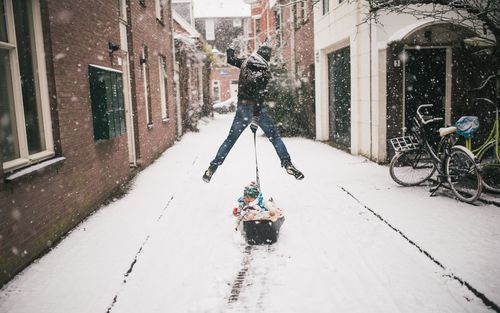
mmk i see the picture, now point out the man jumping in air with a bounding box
[202,41,304,183]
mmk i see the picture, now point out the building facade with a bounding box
[314,0,496,161]
[173,11,211,132]
[193,0,252,105]
[193,1,251,54]
[0,0,177,286]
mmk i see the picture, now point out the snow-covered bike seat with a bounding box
[439,126,457,137]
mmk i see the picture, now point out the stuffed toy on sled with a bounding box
[233,182,285,245]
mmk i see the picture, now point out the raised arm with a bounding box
[227,48,245,68]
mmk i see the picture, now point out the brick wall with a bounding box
[211,66,240,102]
[0,0,177,286]
[129,0,177,164]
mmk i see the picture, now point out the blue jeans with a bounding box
[211,104,291,166]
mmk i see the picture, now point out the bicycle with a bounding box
[389,104,482,204]
[462,75,499,193]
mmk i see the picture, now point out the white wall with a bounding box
[313,1,457,161]
[314,0,380,159]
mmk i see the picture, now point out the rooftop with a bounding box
[193,0,251,18]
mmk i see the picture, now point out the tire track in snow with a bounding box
[105,154,200,312]
[227,244,279,311]
[339,185,500,313]
[228,245,253,304]
[105,194,176,313]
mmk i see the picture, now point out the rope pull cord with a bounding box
[250,116,260,189]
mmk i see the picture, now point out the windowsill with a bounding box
[156,18,164,26]
[162,118,169,123]
[5,157,66,182]
[147,123,154,129]
[3,150,56,172]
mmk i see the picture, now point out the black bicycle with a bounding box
[389,104,482,204]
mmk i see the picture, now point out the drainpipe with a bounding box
[290,4,296,78]
[170,13,182,138]
[369,16,373,160]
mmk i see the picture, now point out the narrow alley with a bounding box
[0,114,498,313]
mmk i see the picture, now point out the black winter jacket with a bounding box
[227,48,271,104]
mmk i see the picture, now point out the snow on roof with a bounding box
[193,0,250,18]
[173,11,201,38]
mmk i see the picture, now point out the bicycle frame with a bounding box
[466,105,499,160]
[464,75,499,161]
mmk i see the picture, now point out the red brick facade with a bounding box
[130,0,177,163]
[211,65,240,102]
[0,0,176,286]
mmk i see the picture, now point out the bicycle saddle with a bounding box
[439,126,457,137]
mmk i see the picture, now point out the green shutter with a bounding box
[89,66,110,140]
[89,66,126,140]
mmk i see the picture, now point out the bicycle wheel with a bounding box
[478,140,500,193]
[445,145,482,203]
[389,148,436,186]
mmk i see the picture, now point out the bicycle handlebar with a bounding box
[416,104,444,125]
[470,75,495,91]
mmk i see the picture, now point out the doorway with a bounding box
[328,46,351,150]
[404,48,446,130]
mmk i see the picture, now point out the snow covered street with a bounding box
[1,113,499,313]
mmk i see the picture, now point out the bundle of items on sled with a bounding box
[233,182,285,245]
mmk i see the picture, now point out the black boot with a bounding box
[202,164,218,183]
[283,162,304,180]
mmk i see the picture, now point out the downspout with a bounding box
[170,14,182,138]
[369,16,373,160]
[290,4,296,78]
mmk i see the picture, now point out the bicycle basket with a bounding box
[390,136,420,152]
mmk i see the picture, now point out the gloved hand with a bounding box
[228,38,240,51]
[250,116,259,133]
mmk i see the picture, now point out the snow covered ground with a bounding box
[0,113,499,313]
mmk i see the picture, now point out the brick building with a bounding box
[0,0,177,286]
[210,54,240,102]
[193,1,251,54]
[173,11,212,132]
[193,0,252,105]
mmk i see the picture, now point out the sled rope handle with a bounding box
[251,118,260,189]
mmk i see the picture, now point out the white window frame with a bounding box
[205,19,215,41]
[155,0,163,22]
[212,80,220,102]
[159,55,168,120]
[233,18,242,27]
[322,0,329,15]
[118,0,127,23]
[303,0,309,22]
[141,47,152,126]
[1,0,54,172]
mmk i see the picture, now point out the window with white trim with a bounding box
[159,55,168,120]
[322,0,329,15]
[141,46,153,127]
[0,0,54,171]
[155,0,164,23]
[212,80,220,102]
[118,0,127,22]
[233,18,242,27]
[205,19,215,41]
